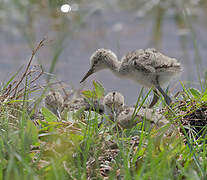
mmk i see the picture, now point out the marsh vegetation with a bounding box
[0,0,207,179]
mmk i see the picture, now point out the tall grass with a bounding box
[1,50,206,179]
[0,1,207,179]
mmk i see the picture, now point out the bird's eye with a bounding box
[133,61,137,65]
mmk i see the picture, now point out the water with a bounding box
[0,1,206,105]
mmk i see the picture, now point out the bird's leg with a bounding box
[156,85,172,106]
[148,89,159,108]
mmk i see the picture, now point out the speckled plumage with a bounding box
[80,48,183,107]
[64,97,104,113]
[119,48,182,87]
[102,91,169,129]
[103,91,125,119]
[44,91,64,118]
[44,91,104,121]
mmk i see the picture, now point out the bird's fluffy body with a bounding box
[103,91,124,118]
[102,91,168,129]
[82,48,182,88]
[44,91,64,118]
[118,48,182,87]
[81,48,183,107]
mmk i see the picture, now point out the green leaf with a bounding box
[93,81,104,98]
[201,89,207,102]
[204,69,207,87]
[81,81,104,99]
[38,121,63,133]
[5,99,32,104]
[37,119,48,127]
[25,120,39,144]
[189,88,201,99]
[70,134,84,145]
[82,90,95,98]
[41,107,58,122]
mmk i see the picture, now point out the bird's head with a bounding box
[80,49,117,83]
[103,91,124,117]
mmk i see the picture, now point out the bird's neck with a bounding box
[104,56,121,74]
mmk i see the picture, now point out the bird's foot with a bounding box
[148,89,159,108]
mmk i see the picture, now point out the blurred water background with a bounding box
[0,0,207,104]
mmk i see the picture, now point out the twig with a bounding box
[15,69,44,98]
[11,38,46,99]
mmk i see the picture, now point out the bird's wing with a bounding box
[145,49,182,72]
[121,49,156,73]
[121,48,182,74]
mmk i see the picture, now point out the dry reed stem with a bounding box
[10,38,46,99]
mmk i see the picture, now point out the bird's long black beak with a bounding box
[80,69,94,83]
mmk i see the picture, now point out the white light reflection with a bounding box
[60,4,72,13]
